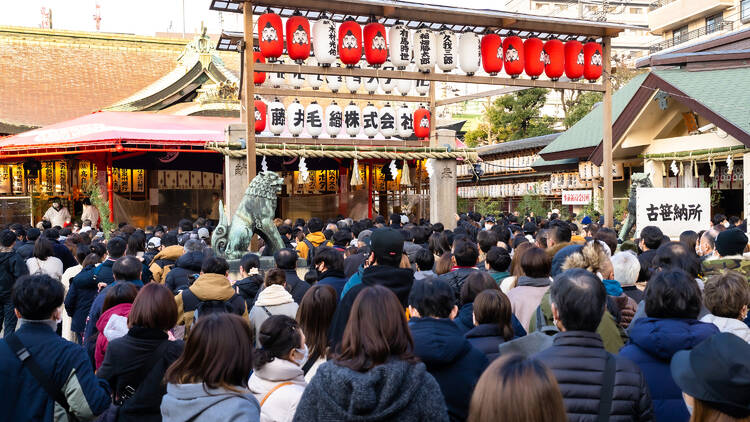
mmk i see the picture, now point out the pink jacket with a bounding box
[94,303,132,370]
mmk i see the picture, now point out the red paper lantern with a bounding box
[253,51,266,85]
[363,22,388,67]
[253,98,267,133]
[338,19,362,67]
[564,40,584,81]
[523,38,544,80]
[481,33,503,76]
[257,13,284,61]
[286,13,311,64]
[413,107,431,139]
[583,41,603,82]
[503,36,524,78]
[543,39,564,81]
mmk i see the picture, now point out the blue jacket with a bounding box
[340,265,364,299]
[316,269,347,298]
[454,302,527,338]
[72,259,116,290]
[64,264,99,333]
[410,317,488,422]
[619,317,719,422]
[0,320,110,421]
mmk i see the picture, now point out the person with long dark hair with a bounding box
[293,286,448,421]
[97,283,184,421]
[295,284,337,381]
[161,313,259,421]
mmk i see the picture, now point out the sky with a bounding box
[0,0,505,36]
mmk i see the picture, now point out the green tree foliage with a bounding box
[562,91,603,129]
[516,194,548,218]
[474,196,501,216]
[488,88,557,142]
[84,181,115,238]
[464,126,488,148]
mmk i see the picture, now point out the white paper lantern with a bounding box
[305,101,324,138]
[388,23,411,70]
[379,62,396,93]
[287,100,305,137]
[325,101,343,138]
[345,65,362,93]
[312,16,337,66]
[436,28,457,72]
[379,103,396,138]
[413,27,436,73]
[268,98,286,136]
[305,57,325,90]
[326,63,343,92]
[362,103,380,139]
[363,70,379,94]
[344,102,361,137]
[458,32,481,76]
[270,58,286,88]
[397,104,413,138]
[396,71,413,96]
[291,72,305,89]
[415,79,429,96]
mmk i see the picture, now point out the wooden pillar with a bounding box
[243,1,256,181]
[428,81,437,147]
[367,163,373,219]
[338,166,348,216]
[602,37,614,228]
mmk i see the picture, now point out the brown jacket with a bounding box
[148,245,183,284]
[174,272,248,336]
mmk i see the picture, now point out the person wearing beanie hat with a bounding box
[328,227,413,349]
[702,228,750,279]
[581,215,592,225]
[671,332,750,419]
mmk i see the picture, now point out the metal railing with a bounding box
[648,20,734,53]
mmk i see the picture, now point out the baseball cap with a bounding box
[147,237,162,248]
[400,215,409,225]
[198,227,210,240]
[370,227,404,260]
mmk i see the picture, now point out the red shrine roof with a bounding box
[0,26,240,133]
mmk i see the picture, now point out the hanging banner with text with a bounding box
[562,190,592,205]
[636,188,710,238]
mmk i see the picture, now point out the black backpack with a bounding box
[182,288,245,323]
[302,238,332,266]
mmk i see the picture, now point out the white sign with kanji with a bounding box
[636,188,710,238]
[562,190,592,205]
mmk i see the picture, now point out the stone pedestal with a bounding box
[430,159,457,229]
[644,159,664,188]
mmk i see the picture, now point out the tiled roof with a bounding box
[539,72,648,157]
[0,26,239,130]
[476,133,561,157]
[653,67,750,138]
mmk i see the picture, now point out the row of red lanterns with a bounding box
[256,12,603,82]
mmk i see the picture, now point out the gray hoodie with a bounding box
[161,383,260,422]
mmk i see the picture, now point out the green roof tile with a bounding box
[653,67,750,137]
[539,72,649,155]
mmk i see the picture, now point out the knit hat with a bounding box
[715,228,748,256]
[370,228,404,261]
[357,229,373,246]
[581,216,592,225]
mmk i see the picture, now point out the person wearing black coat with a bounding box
[164,251,203,294]
[534,269,653,422]
[234,253,264,310]
[64,263,99,343]
[13,240,35,260]
[465,324,508,361]
[44,229,77,270]
[97,284,184,422]
[272,248,311,304]
[0,230,29,337]
[408,278,488,422]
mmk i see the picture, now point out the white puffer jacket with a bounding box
[701,313,750,343]
[248,358,307,422]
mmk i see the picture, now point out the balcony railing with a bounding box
[648,20,733,53]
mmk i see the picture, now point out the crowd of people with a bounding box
[0,207,749,422]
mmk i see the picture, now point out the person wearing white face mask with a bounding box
[249,315,308,422]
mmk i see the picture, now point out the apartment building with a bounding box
[647,0,750,54]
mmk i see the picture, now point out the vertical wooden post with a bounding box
[602,37,614,228]
[367,163,373,219]
[428,81,437,147]
[244,1,256,181]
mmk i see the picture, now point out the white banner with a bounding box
[562,190,592,205]
[636,188,710,238]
